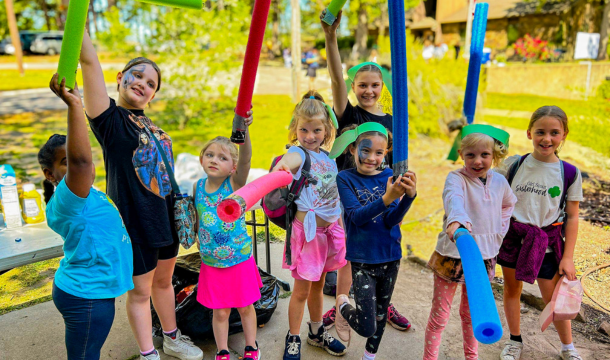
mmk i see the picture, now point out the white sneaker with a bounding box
[140,350,161,360]
[163,329,204,360]
[500,340,523,360]
[560,349,583,360]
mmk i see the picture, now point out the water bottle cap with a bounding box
[23,183,35,192]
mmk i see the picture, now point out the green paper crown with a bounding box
[329,122,388,159]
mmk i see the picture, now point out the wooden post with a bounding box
[5,0,24,75]
[291,0,301,103]
[463,0,476,59]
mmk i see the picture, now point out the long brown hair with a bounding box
[528,106,569,154]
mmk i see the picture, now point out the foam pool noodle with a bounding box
[231,0,272,144]
[463,2,489,125]
[321,0,348,25]
[454,228,503,344]
[217,171,293,223]
[388,0,408,178]
[56,0,91,89]
[137,0,202,9]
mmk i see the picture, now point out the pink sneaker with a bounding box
[243,342,260,360]
[216,349,230,360]
[387,303,411,331]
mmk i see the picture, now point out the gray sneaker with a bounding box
[560,349,583,360]
[140,350,161,360]
[500,340,523,360]
[163,329,204,360]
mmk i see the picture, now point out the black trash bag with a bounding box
[152,253,280,340]
[323,270,337,296]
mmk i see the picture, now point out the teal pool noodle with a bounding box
[137,0,202,9]
[454,228,503,344]
[57,0,91,89]
[322,0,348,25]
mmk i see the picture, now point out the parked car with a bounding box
[29,31,63,55]
[0,38,15,55]
[0,31,48,55]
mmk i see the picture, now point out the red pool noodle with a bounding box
[231,0,272,144]
[217,171,293,223]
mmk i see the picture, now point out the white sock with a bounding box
[561,342,575,352]
[289,331,300,337]
[339,302,349,312]
[310,321,323,335]
[362,350,376,360]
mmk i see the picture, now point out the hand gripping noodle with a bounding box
[447,2,489,161]
[329,122,388,159]
[56,0,91,89]
[454,228,503,344]
[217,171,293,223]
[388,0,409,178]
[231,0,272,144]
[136,0,202,9]
[321,0,348,25]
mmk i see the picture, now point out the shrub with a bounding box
[513,34,551,62]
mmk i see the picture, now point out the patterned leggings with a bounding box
[339,260,400,354]
[423,275,478,360]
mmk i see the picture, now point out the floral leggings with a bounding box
[423,274,478,360]
[339,260,400,354]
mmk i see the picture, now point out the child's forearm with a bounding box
[67,104,92,167]
[79,31,99,66]
[325,32,343,86]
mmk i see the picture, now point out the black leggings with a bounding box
[339,260,400,354]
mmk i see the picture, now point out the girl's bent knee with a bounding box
[214,308,232,322]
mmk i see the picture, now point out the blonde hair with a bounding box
[288,91,336,149]
[528,106,569,154]
[199,136,239,165]
[460,133,508,167]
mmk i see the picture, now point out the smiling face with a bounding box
[200,143,236,179]
[527,116,567,161]
[117,63,159,109]
[349,133,388,175]
[458,141,493,179]
[351,71,383,111]
[296,116,327,152]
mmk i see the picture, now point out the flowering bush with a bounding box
[513,34,551,62]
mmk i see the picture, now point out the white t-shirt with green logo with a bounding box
[496,154,583,228]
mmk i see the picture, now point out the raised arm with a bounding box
[321,11,348,119]
[49,74,93,198]
[80,31,110,118]
[231,110,253,190]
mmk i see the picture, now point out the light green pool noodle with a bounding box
[137,0,202,10]
[327,0,347,16]
[57,0,91,89]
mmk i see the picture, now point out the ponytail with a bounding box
[42,179,55,204]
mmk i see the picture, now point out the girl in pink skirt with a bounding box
[193,111,262,360]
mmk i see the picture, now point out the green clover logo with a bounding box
[548,186,561,198]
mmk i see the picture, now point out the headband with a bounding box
[329,122,388,159]
[346,62,393,96]
[289,96,339,129]
[447,124,510,161]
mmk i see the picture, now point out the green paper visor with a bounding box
[461,124,510,147]
[346,62,393,96]
[329,122,388,159]
[290,98,339,129]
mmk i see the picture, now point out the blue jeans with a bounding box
[52,282,115,360]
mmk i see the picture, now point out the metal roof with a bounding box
[440,0,573,24]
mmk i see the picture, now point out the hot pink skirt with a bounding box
[197,256,263,309]
[282,218,347,282]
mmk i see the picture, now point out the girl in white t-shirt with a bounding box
[495,106,584,360]
[272,91,347,360]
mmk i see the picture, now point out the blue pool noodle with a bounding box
[463,2,489,124]
[388,0,408,177]
[454,228,503,344]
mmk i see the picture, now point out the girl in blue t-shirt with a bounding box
[193,115,262,360]
[39,74,134,360]
[329,123,417,360]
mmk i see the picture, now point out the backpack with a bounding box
[261,146,328,265]
[507,153,578,238]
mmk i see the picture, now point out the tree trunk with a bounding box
[598,0,610,60]
[57,0,70,30]
[91,2,99,35]
[377,1,387,45]
[271,0,281,57]
[107,0,116,10]
[351,1,368,62]
[39,0,52,30]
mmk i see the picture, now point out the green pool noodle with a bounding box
[137,0,202,10]
[322,0,348,25]
[56,0,91,89]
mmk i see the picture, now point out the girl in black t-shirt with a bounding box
[319,9,412,344]
[78,32,203,360]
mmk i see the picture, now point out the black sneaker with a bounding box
[283,331,301,360]
[306,322,347,356]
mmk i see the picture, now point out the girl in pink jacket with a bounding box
[423,125,517,360]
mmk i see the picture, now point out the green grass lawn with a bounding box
[0,69,120,91]
[484,93,610,157]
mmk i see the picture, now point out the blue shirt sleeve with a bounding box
[51,179,88,217]
[383,194,416,227]
[337,172,388,226]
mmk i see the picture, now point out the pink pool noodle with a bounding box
[231,0,272,144]
[217,171,293,223]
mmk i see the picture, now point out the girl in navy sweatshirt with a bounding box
[329,122,417,360]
